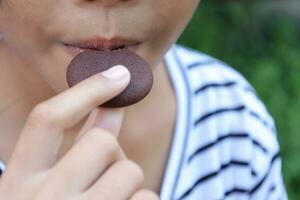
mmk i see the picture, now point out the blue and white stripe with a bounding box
[160,45,287,200]
[0,159,5,176]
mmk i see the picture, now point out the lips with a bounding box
[63,37,142,57]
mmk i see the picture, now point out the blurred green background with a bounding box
[178,1,300,199]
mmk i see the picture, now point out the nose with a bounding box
[86,0,128,7]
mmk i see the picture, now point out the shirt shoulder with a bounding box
[172,44,276,133]
[171,45,287,199]
[173,44,255,90]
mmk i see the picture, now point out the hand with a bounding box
[0,65,160,200]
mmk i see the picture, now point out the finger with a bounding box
[46,128,127,194]
[82,160,144,200]
[75,107,124,143]
[130,190,160,200]
[37,65,130,129]
[10,65,130,175]
[74,107,126,158]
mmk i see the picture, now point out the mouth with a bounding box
[63,37,142,57]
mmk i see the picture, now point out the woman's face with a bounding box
[0,0,199,92]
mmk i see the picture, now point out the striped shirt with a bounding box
[159,45,287,200]
[0,45,287,200]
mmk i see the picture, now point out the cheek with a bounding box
[144,0,199,65]
[0,1,68,92]
[160,0,199,34]
[1,1,54,52]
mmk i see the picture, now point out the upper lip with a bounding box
[64,37,141,51]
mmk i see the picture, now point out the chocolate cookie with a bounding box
[66,49,153,107]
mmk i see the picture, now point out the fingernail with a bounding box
[101,65,129,80]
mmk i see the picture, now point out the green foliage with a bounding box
[178,2,300,199]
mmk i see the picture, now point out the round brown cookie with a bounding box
[66,49,153,107]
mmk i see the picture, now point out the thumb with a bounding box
[74,107,125,143]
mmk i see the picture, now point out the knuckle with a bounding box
[87,128,120,156]
[91,72,106,82]
[83,74,107,91]
[117,160,144,183]
[88,73,119,92]
[29,103,57,125]
[80,75,105,91]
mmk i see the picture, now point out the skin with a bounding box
[0,0,200,199]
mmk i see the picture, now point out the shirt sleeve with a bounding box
[243,95,288,200]
[173,54,288,199]
[230,77,288,200]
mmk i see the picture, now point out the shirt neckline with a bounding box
[0,159,5,173]
[159,45,191,199]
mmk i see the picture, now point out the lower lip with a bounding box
[64,44,141,57]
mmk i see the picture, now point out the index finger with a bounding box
[38,65,130,130]
[9,65,130,175]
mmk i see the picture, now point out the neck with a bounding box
[119,61,176,192]
[0,40,55,161]
[0,40,55,108]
